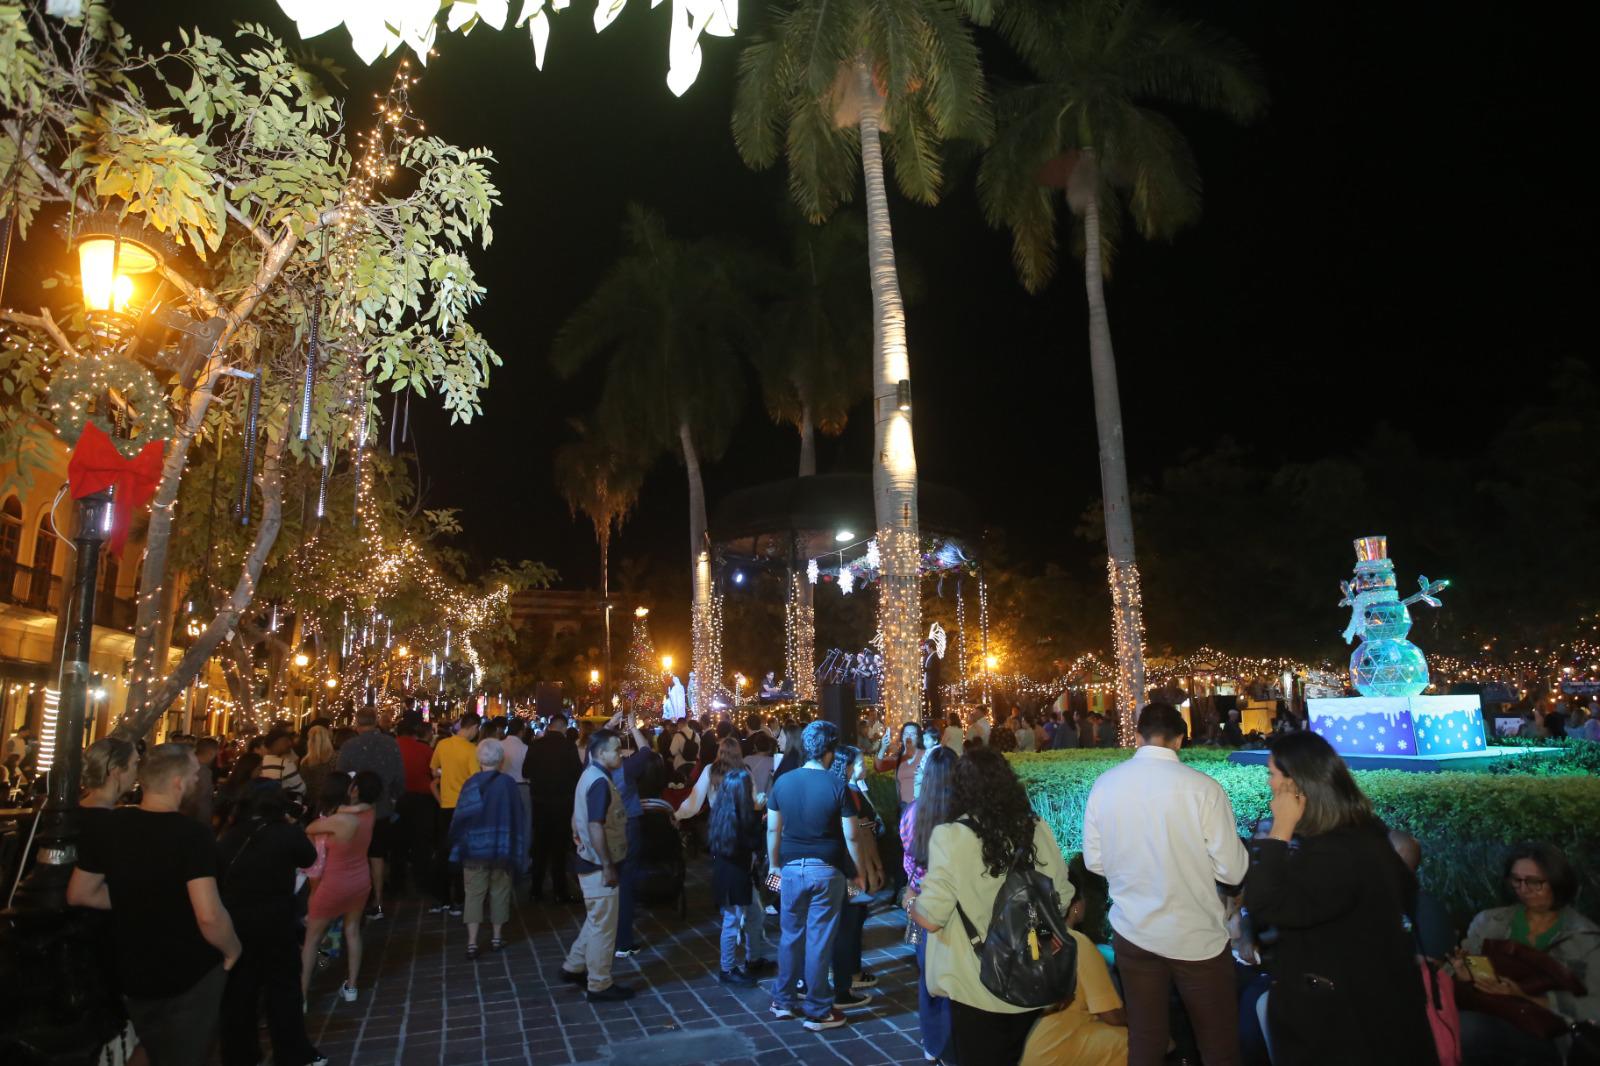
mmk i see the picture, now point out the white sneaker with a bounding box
[338,982,358,1003]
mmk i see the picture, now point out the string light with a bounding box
[1107,558,1148,744]
[877,526,922,725]
[785,571,817,702]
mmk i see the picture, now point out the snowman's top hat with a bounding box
[1353,536,1389,564]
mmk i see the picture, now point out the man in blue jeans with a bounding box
[765,720,874,1032]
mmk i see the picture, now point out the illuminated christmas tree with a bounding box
[619,607,659,711]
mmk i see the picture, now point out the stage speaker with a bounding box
[819,683,857,748]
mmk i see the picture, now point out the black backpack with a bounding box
[953,824,1078,1009]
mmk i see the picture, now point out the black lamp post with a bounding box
[7,490,113,913]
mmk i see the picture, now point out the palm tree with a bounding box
[978,0,1264,743]
[551,204,754,713]
[732,0,991,724]
[752,211,874,478]
[554,419,644,706]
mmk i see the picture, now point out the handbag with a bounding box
[1452,980,1567,1039]
[1482,937,1587,997]
[1418,959,1462,1066]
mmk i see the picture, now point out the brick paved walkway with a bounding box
[304,873,930,1066]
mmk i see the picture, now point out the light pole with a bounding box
[10,490,114,912]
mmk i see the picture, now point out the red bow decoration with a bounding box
[66,421,166,556]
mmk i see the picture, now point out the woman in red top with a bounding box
[300,773,375,1004]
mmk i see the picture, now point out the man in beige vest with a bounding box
[558,729,633,1000]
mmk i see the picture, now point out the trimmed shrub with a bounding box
[872,742,1600,933]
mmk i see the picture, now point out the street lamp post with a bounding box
[10,490,114,913]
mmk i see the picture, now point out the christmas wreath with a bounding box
[49,355,176,458]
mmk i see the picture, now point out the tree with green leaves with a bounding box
[731,0,992,725]
[555,417,644,702]
[978,0,1264,741]
[551,204,754,713]
[0,6,503,737]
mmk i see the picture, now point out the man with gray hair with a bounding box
[338,707,405,919]
[70,743,241,1066]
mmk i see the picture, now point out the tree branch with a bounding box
[1,307,82,361]
[115,423,289,738]
[220,182,274,252]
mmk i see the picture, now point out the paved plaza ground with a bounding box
[303,873,929,1066]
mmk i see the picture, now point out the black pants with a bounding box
[220,920,319,1066]
[614,817,642,951]
[431,806,462,906]
[124,963,227,1066]
[393,790,437,891]
[949,998,1041,1066]
[530,802,573,900]
[831,899,869,998]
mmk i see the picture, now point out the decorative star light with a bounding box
[839,569,855,596]
[271,0,736,95]
[806,558,819,585]
[864,539,880,571]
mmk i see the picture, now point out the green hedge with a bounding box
[871,742,1600,934]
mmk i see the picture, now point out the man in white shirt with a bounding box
[1083,702,1249,1066]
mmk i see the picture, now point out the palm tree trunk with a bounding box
[798,399,817,477]
[1082,180,1148,745]
[679,420,720,714]
[856,61,922,728]
[599,523,612,709]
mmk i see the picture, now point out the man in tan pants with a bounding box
[558,729,633,1001]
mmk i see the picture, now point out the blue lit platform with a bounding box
[1227,694,1564,773]
[1227,746,1566,773]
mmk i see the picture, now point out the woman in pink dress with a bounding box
[300,772,374,1003]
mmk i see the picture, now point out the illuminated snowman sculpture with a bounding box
[1305,535,1487,764]
[1339,536,1450,697]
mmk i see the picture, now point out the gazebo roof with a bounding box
[711,473,979,564]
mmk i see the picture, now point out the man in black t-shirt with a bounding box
[766,720,870,1032]
[71,743,241,1066]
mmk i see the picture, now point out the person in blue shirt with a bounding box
[608,712,658,960]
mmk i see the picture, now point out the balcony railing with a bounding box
[0,561,135,631]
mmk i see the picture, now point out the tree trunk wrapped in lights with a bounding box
[857,66,924,730]
[1082,182,1147,742]
[877,527,922,728]
[786,570,817,702]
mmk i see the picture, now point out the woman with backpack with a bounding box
[908,748,1076,1066]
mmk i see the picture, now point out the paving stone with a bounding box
[300,865,924,1064]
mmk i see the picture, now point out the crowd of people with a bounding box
[13,692,1594,1066]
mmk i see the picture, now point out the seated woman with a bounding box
[1457,842,1600,1066]
[1019,860,1128,1066]
[1243,731,1435,1065]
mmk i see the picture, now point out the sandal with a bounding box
[466,942,480,960]
[490,937,504,952]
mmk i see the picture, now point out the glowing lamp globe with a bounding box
[73,214,167,320]
[661,655,673,672]
[293,652,311,667]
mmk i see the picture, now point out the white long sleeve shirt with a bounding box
[1082,745,1249,960]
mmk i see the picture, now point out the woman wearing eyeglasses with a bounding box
[1242,731,1435,1065]
[1457,843,1600,1065]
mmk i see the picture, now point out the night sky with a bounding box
[118,1,1588,617]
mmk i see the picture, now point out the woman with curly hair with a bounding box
[901,744,958,1065]
[909,747,1074,1065]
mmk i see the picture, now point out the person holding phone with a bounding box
[1243,731,1434,1065]
[766,720,878,1032]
